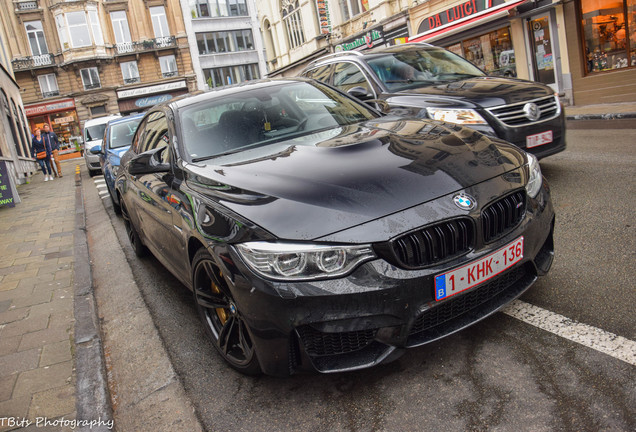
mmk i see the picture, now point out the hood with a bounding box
[184,118,526,240]
[386,76,554,109]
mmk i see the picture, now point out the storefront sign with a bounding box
[315,0,331,34]
[117,81,187,99]
[421,0,508,32]
[54,116,75,124]
[0,160,18,208]
[335,29,384,52]
[25,99,75,116]
[135,94,173,108]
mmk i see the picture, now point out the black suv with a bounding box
[301,43,565,159]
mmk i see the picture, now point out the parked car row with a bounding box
[89,44,559,376]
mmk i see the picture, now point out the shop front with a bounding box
[563,0,636,104]
[116,80,189,115]
[25,98,82,160]
[408,0,572,100]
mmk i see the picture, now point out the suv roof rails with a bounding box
[306,50,364,68]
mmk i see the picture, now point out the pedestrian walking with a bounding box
[31,128,54,181]
[43,123,63,177]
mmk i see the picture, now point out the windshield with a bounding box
[85,124,107,142]
[180,81,378,161]
[109,119,142,149]
[367,48,485,91]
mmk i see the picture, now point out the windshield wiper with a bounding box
[385,79,434,84]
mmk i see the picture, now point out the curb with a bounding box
[566,112,636,121]
[72,164,114,432]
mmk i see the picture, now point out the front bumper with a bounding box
[214,179,555,376]
[85,152,101,172]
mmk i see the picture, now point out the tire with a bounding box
[192,248,261,375]
[121,201,146,257]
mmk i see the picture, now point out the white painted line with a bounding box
[502,300,636,366]
[98,191,109,196]
[94,179,106,184]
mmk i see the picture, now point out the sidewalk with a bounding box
[0,160,111,432]
[564,101,636,120]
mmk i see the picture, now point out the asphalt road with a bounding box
[94,124,635,432]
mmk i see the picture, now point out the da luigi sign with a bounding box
[0,161,20,208]
[418,0,509,33]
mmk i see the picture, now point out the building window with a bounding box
[580,0,636,73]
[282,0,305,49]
[90,105,107,116]
[203,63,259,88]
[88,8,104,46]
[339,0,369,21]
[25,21,49,56]
[55,14,69,49]
[191,0,248,18]
[66,11,92,48]
[159,55,178,78]
[110,11,132,44]
[38,74,59,98]
[81,67,101,90]
[194,0,210,17]
[196,29,254,54]
[445,27,516,77]
[10,100,28,158]
[150,6,170,38]
[121,61,140,84]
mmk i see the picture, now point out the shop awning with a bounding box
[409,0,528,44]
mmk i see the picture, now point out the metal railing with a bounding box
[12,53,55,71]
[42,90,60,98]
[114,37,176,55]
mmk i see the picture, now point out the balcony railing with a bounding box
[162,71,178,78]
[12,53,55,71]
[83,83,101,90]
[14,1,39,11]
[124,77,141,84]
[114,36,176,55]
[154,36,176,49]
[42,90,60,98]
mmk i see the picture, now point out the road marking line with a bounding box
[502,300,636,366]
[94,179,106,184]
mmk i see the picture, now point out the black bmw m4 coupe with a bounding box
[116,78,555,376]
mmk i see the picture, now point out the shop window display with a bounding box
[445,27,516,77]
[581,0,635,72]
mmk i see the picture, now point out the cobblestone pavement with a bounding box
[0,162,77,432]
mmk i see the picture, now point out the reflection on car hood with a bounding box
[184,118,526,240]
[390,76,554,108]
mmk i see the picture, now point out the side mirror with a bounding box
[89,144,103,155]
[347,86,373,100]
[128,147,170,175]
[366,99,391,114]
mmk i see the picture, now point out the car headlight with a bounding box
[525,153,542,198]
[235,242,376,281]
[425,108,488,125]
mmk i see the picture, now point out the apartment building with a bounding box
[3,0,196,155]
[180,0,267,91]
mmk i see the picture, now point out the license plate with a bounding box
[526,131,553,148]
[434,237,524,301]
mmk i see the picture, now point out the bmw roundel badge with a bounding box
[453,193,476,211]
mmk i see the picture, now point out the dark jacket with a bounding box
[31,136,50,158]
[42,130,60,151]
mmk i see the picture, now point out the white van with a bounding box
[83,114,121,176]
